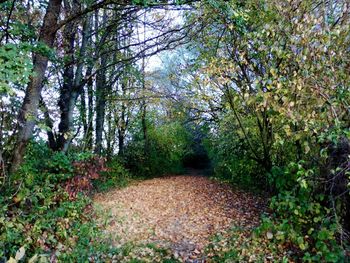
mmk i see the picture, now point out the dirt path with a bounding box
[94,172,266,262]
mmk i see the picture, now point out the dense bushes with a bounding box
[186,0,350,260]
[124,120,191,177]
[205,114,349,260]
[206,157,348,261]
[93,158,130,192]
[204,115,264,189]
[0,119,191,260]
[262,162,345,261]
[0,142,128,261]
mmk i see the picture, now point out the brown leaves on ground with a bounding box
[94,173,266,262]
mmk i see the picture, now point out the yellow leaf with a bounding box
[6,258,17,263]
[304,142,310,153]
[28,254,38,263]
[15,246,25,261]
[266,231,273,239]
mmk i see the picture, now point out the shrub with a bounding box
[203,116,264,190]
[124,121,191,177]
[65,156,108,199]
[256,162,346,262]
[93,158,130,192]
[0,142,117,261]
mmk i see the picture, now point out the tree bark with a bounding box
[117,80,128,155]
[80,88,87,140]
[94,56,107,154]
[39,97,57,150]
[56,8,76,152]
[10,0,62,173]
[86,65,94,150]
[55,8,91,152]
[94,10,108,155]
[77,16,91,147]
[106,100,115,158]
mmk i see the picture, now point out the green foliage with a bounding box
[0,43,32,96]
[267,162,307,193]
[14,141,74,187]
[125,119,191,177]
[206,160,346,261]
[260,192,344,261]
[0,142,121,261]
[260,163,345,261]
[93,158,130,192]
[188,0,350,260]
[0,179,105,261]
[0,1,35,96]
[204,115,264,190]
[147,122,190,174]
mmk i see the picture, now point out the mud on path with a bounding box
[94,172,266,262]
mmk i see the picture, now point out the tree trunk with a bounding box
[80,88,87,140]
[141,102,148,152]
[86,65,94,150]
[94,10,108,155]
[39,97,57,150]
[118,81,128,155]
[106,100,115,159]
[77,16,91,149]
[81,9,96,151]
[55,10,90,152]
[10,0,62,173]
[94,59,107,154]
[56,12,76,152]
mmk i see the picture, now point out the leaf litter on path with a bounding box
[94,173,266,262]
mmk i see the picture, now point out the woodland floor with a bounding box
[94,170,267,262]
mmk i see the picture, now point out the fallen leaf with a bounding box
[15,246,25,261]
[266,232,273,239]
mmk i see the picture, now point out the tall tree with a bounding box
[55,2,91,152]
[94,10,109,154]
[10,0,62,173]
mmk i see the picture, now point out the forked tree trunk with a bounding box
[10,0,62,173]
[56,10,90,152]
[56,9,76,152]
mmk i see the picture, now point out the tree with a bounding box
[10,0,62,173]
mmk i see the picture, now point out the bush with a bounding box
[0,142,117,261]
[65,156,108,199]
[124,121,191,177]
[93,158,130,192]
[204,119,349,260]
[208,162,346,262]
[204,116,264,190]
[0,180,112,261]
[261,162,346,261]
